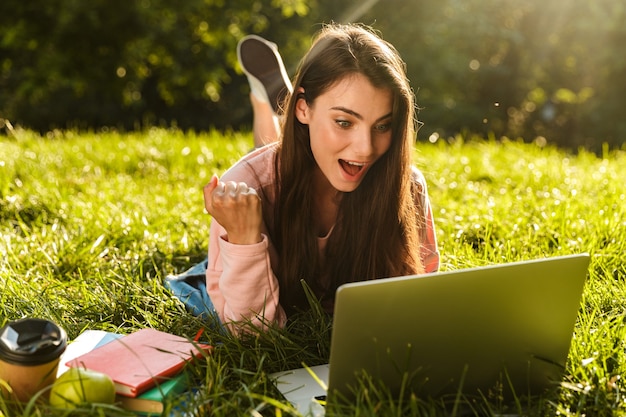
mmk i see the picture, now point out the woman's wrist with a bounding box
[226,231,263,245]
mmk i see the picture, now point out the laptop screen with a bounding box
[326,254,590,402]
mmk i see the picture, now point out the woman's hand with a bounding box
[203,175,263,245]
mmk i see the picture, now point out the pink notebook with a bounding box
[66,328,210,397]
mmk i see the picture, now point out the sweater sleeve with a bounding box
[413,167,440,273]
[205,218,287,333]
[421,191,440,273]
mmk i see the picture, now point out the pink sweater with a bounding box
[206,145,440,330]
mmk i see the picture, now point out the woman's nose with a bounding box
[351,129,374,157]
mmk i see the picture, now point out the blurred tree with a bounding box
[0,0,624,150]
[501,0,626,150]
[356,0,523,140]
[0,0,313,131]
[358,0,625,150]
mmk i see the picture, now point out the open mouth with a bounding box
[339,159,366,177]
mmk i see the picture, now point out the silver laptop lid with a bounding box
[327,254,590,402]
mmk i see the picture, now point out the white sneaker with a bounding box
[237,34,292,114]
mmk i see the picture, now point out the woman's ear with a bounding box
[294,88,310,125]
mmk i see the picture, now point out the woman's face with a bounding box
[295,73,394,193]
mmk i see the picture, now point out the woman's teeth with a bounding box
[340,159,365,176]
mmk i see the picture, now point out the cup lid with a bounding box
[0,318,67,365]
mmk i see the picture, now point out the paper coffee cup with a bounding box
[0,318,67,402]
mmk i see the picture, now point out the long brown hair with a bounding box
[271,23,425,315]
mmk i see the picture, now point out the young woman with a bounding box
[202,23,439,332]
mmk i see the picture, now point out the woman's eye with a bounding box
[374,123,391,132]
[336,120,352,128]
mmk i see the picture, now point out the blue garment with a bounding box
[164,259,224,331]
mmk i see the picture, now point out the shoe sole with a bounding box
[237,35,292,114]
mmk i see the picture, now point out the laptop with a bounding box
[271,253,590,415]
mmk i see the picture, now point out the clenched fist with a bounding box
[204,175,263,245]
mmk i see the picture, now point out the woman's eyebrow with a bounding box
[330,106,392,122]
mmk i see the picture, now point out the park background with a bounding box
[2,0,626,415]
[1,0,625,151]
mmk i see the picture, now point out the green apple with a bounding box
[49,368,115,408]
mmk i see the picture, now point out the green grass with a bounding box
[1,128,625,416]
